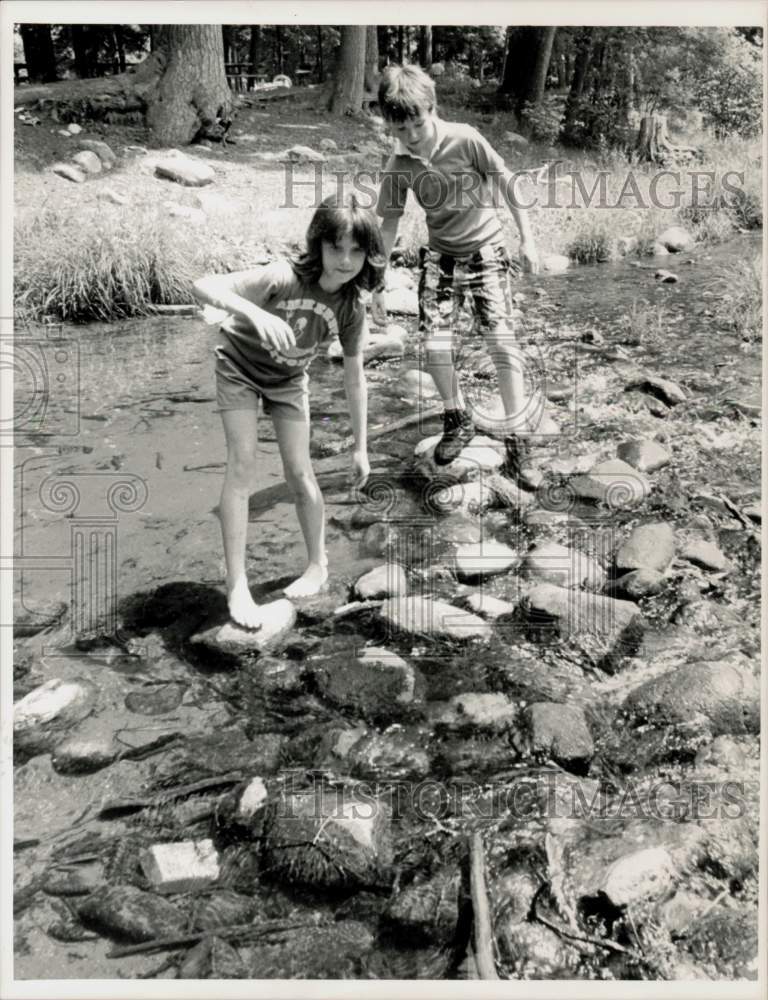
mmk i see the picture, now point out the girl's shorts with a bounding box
[214,348,309,422]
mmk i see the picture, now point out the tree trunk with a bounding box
[418,26,432,70]
[145,25,233,146]
[563,31,593,133]
[364,25,379,91]
[275,25,284,75]
[635,114,681,164]
[328,25,366,115]
[397,26,404,63]
[19,24,57,83]
[71,25,93,79]
[253,28,265,76]
[114,27,126,74]
[316,26,324,82]
[527,26,556,107]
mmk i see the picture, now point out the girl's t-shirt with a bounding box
[217,260,367,384]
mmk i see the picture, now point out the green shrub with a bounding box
[520,96,565,145]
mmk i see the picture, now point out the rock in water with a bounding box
[355,563,408,599]
[384,868,461,945]
[379,596,491,642]
[414,434,503,483]
[78,884,186,941]
[263,787,392,888]
[617,438,670,473]
[14,677,97,758]
[656,226,693,252]
[680,539,731,573]
[601,847,677,906]
[190,598,296,656]
[51,734,117,775]
[570,458,651,506]
[312,645,425,717]
[519,702,594,769]
[453,541,517,581]
[140,839,220,894]
[519,541,604,590]
[615,521,675,574]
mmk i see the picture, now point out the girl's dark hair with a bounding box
[378,64,437,123]
[292,193,386,298]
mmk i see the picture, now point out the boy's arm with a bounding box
[498,168,539,274]
[342,350,369,486]
[371,216,400,325]
[192,271,296,351]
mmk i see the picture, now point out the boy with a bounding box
[372,64,542,482]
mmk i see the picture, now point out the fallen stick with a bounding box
[469,831,500,980]
[98,772,243,817]
[324,404,443,456]
[107,919,319,958]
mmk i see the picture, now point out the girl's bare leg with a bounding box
[272,413,328,597]
[219,409,264,628]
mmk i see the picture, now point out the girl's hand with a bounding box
[250,309,296,353]
[370,291,388,327]
[350,449,370,488]
[520,243,540,275]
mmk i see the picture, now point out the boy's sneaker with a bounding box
[505,433,543,491]
[434,409,476,465]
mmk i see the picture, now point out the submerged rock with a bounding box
[453,541,517,581]
[263,786,392,888]
[519,541,604,590]
[612,569,665,599]
[615,521,675,574]
[190,598,296,657]
[355,563,408,599]
[346,728,431,782]
[78,884,186,941]
[570,459,651,507]
[51,734,118,775]
[384,868,461,945]
[379,596,491,642]
[680,538,731,573]
[519,702,594,769]
[312,645,425,717]
[616,438,671,473]
[414,434,503,483]
[14,677,98,758]
[622,658,759,735]
[428,692,517,734]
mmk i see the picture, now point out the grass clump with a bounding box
[566,227,613,264]
[714,256,763,341]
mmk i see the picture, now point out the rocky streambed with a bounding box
[12,235,761,981]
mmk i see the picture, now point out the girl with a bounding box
[193,194,385,630]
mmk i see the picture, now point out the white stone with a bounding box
[52,162,86,183]
[140,839,220,894]
[238,777,268,820]
[192,598,297,654]
[570,458,651,506]
[99,187,129,206]
[355,563,408,599]
[414,434,503,482]
[71,150,102,174]
[397,368,439,402]
[14,678,95,735]
[380,596,491,642]
[466,593,516,619]
[468,394,560,439]
[656,226,693,252]
[385,269,415,291]
[430,479,494,515]
[542,254,570,273]
[66,123,82,135]
[155,156,215,187]
[454,541,518,581]
[386,287,419,316]
[601,847,677,906]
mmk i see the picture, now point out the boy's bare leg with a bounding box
[486,325,532,432]
[424,338,465,410]
[272,413,328,598]
[220,409,265,629]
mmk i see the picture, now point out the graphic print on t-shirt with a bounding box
[269,297,340,368]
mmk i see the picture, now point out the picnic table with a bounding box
[225,63,268,93]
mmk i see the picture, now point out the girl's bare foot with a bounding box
[283,561,328,598]
[227,578,263,630]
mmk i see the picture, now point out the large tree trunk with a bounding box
[397,26,404,64]
[274,25,284,75]
[19,24,57,83]
[563,30,593,134]
[316,26,324,82]
[634,114,698,165]
[328,25,366,115]
[249,26,261,74]
[71,25,94,79]
[527,26,556,107]
[145,25,233,146]
[364,25,379,92]
[113,27,126,74]
[418,26,432,70]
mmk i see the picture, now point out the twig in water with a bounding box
[107,919,320,958]
[531,884,643,959]
[325,404,443,456]
[469,831,500,980]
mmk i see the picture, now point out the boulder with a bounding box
[355,563,408,599]
[616,439,670,473]
[656,226,693,252]
[521,584,644,669]
[386,287,419,315]
[384,868,461,945]
[155,156,215,187]
[541,254,570,273]
[428,692,517,734]
[453,541,517,581]
[190,599,296,657]
[282,145,326,163]
[520,702,594,768]
[622,658,759,735]
[466,593,516,619]
[680,539,731,573]
[570,458,651,507]
[613,569,665,599]
[414,434,503,483]
[78,884,186,941]
[379,596,491,642]
[312,645,425,716]
[397,368,440,403]
[600,847,677,906]
[429,479,495,516]
[140,839,220,894]
[14,678,97,758]
[615,521,675,574]
[71,150,102,174]
[51,162,85,183]
[655,270,678,283]
[51,734,118,775]
[346,728,431,781]
[625,374,687,406]
[263,787,392,888]
[77,138,117,167]
[519,541,604,590]
[318,137,338,152]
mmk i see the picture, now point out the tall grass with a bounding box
[714,255,763,341]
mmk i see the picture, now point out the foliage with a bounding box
[565,227,613,264]
[698,61,763,139]
[520,95,565,144]
[714,256,763,342]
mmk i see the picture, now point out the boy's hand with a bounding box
[350,449,370,488]
[370,291,388,327]
[520,243,540,275]
[250,309,296,353]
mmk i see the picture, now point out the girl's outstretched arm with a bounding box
[342,351,370,487]
[192,271,296,353]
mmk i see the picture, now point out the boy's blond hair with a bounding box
[378,64,437,123]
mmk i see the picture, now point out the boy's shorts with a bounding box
[214,348,310,422]
[417,242,521,342]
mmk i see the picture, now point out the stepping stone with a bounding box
[190,599,296,656]
[379,596,491,642]
[680,539,731,573]
[617,439,670,473]
[355,563,408,599]
[519,541,604,590]
[466,593,516,619]
[570,459,651,506]
[520,702,594,767]
[312,645,425,716]
[14,677,97,758]
[615,522,675,574]
[453,541,517,581]
[414,434,503,483]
